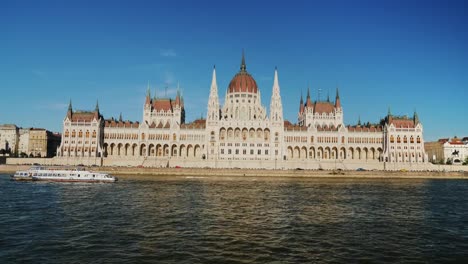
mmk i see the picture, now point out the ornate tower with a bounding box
[207,66,220,124]
[269,67,283,125]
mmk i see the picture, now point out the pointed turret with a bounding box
[299,92,304,114]
[175,82,181,107]
[414,110,419,124]
[67,99,73,119]
[211,65,218,94]
[240,49,246,72]
[207,65,220,122]
[358,116,362,126]
[327,90,330,102]
[119,112,123,122]
[145,81,151,105]
[95,100,99,112]
[306,85,313,108]
[270,67,284,124]
[335,87,341,108]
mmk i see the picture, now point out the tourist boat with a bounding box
[11,166,117,183]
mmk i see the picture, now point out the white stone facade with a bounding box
[443,138,468,165]
[18,128,30,155]
[55,54,428,168]
[0,124,19,155]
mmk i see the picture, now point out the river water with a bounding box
[1,174,468,263]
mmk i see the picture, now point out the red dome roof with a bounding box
[227,51,258,94]
[228,72,258,94]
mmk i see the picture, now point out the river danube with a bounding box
[1,174,468,263]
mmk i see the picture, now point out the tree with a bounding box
[463,157,468,166]
[446,158,452,165]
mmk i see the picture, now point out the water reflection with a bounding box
[1,175,468,263]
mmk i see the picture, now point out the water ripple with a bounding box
[1,175,468,263]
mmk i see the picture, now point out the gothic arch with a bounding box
[309,147,316,159]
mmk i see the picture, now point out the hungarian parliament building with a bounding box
[56,54,428,169]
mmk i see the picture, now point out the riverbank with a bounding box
[1,164,467,179]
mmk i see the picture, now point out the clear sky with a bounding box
[1,0,467,141]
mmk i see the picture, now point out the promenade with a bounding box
[2,164,467,179]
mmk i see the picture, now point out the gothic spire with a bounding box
[273,66,280,93]
[119,112,123,122]
[335,87,341,108]
[68,99,72,112]
[175,81,181,106]
[414,110,419,124]
[207,65,220,122]
[240,49,246,72]
[95,100,99,112]
[211,65,218,92]
[270,67,283,124]
[145,81,151,105]
[306,83,313,108]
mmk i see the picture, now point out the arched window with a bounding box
[78,130,83,137]
[390,135,394,143]
[403,136,407,143]
[71,130,76,138]
[141,133,145,140]
[85,130,90,138]
[173,133,177,141]
[65,130,69,137]
[417,136,421,143]
[410,136,414,143]
[397,136,401,143]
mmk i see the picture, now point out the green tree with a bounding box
[463,157,468,165]
[446,158,452,165]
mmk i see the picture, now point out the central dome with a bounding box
[227,52,258,94]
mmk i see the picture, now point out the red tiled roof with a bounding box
[284,121,307,131]
[316,125,339,132]
[153,99,173,111]
[390,119,415,128]
[71,112,96,122]
[181,119,206,129]
[347,125,383,132]
[438,138,449,144]
[314,102,335,114]
[228,72,258,94]
[104,120,139,128]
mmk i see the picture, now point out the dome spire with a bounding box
[240,49,246,72]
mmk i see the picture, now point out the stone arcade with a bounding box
[56,53,428,169]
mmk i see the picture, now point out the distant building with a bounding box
[0,124,19,156]
[18,128,30,156]
[443,137,468,165]
[28,128,61,157]
[425,138,447,163]
[426,137,468,165]
[0,124,60,157]
[56,53,428,169]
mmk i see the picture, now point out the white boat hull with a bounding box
[12,166,117,183]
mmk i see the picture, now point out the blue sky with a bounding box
[1,0,467,141]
